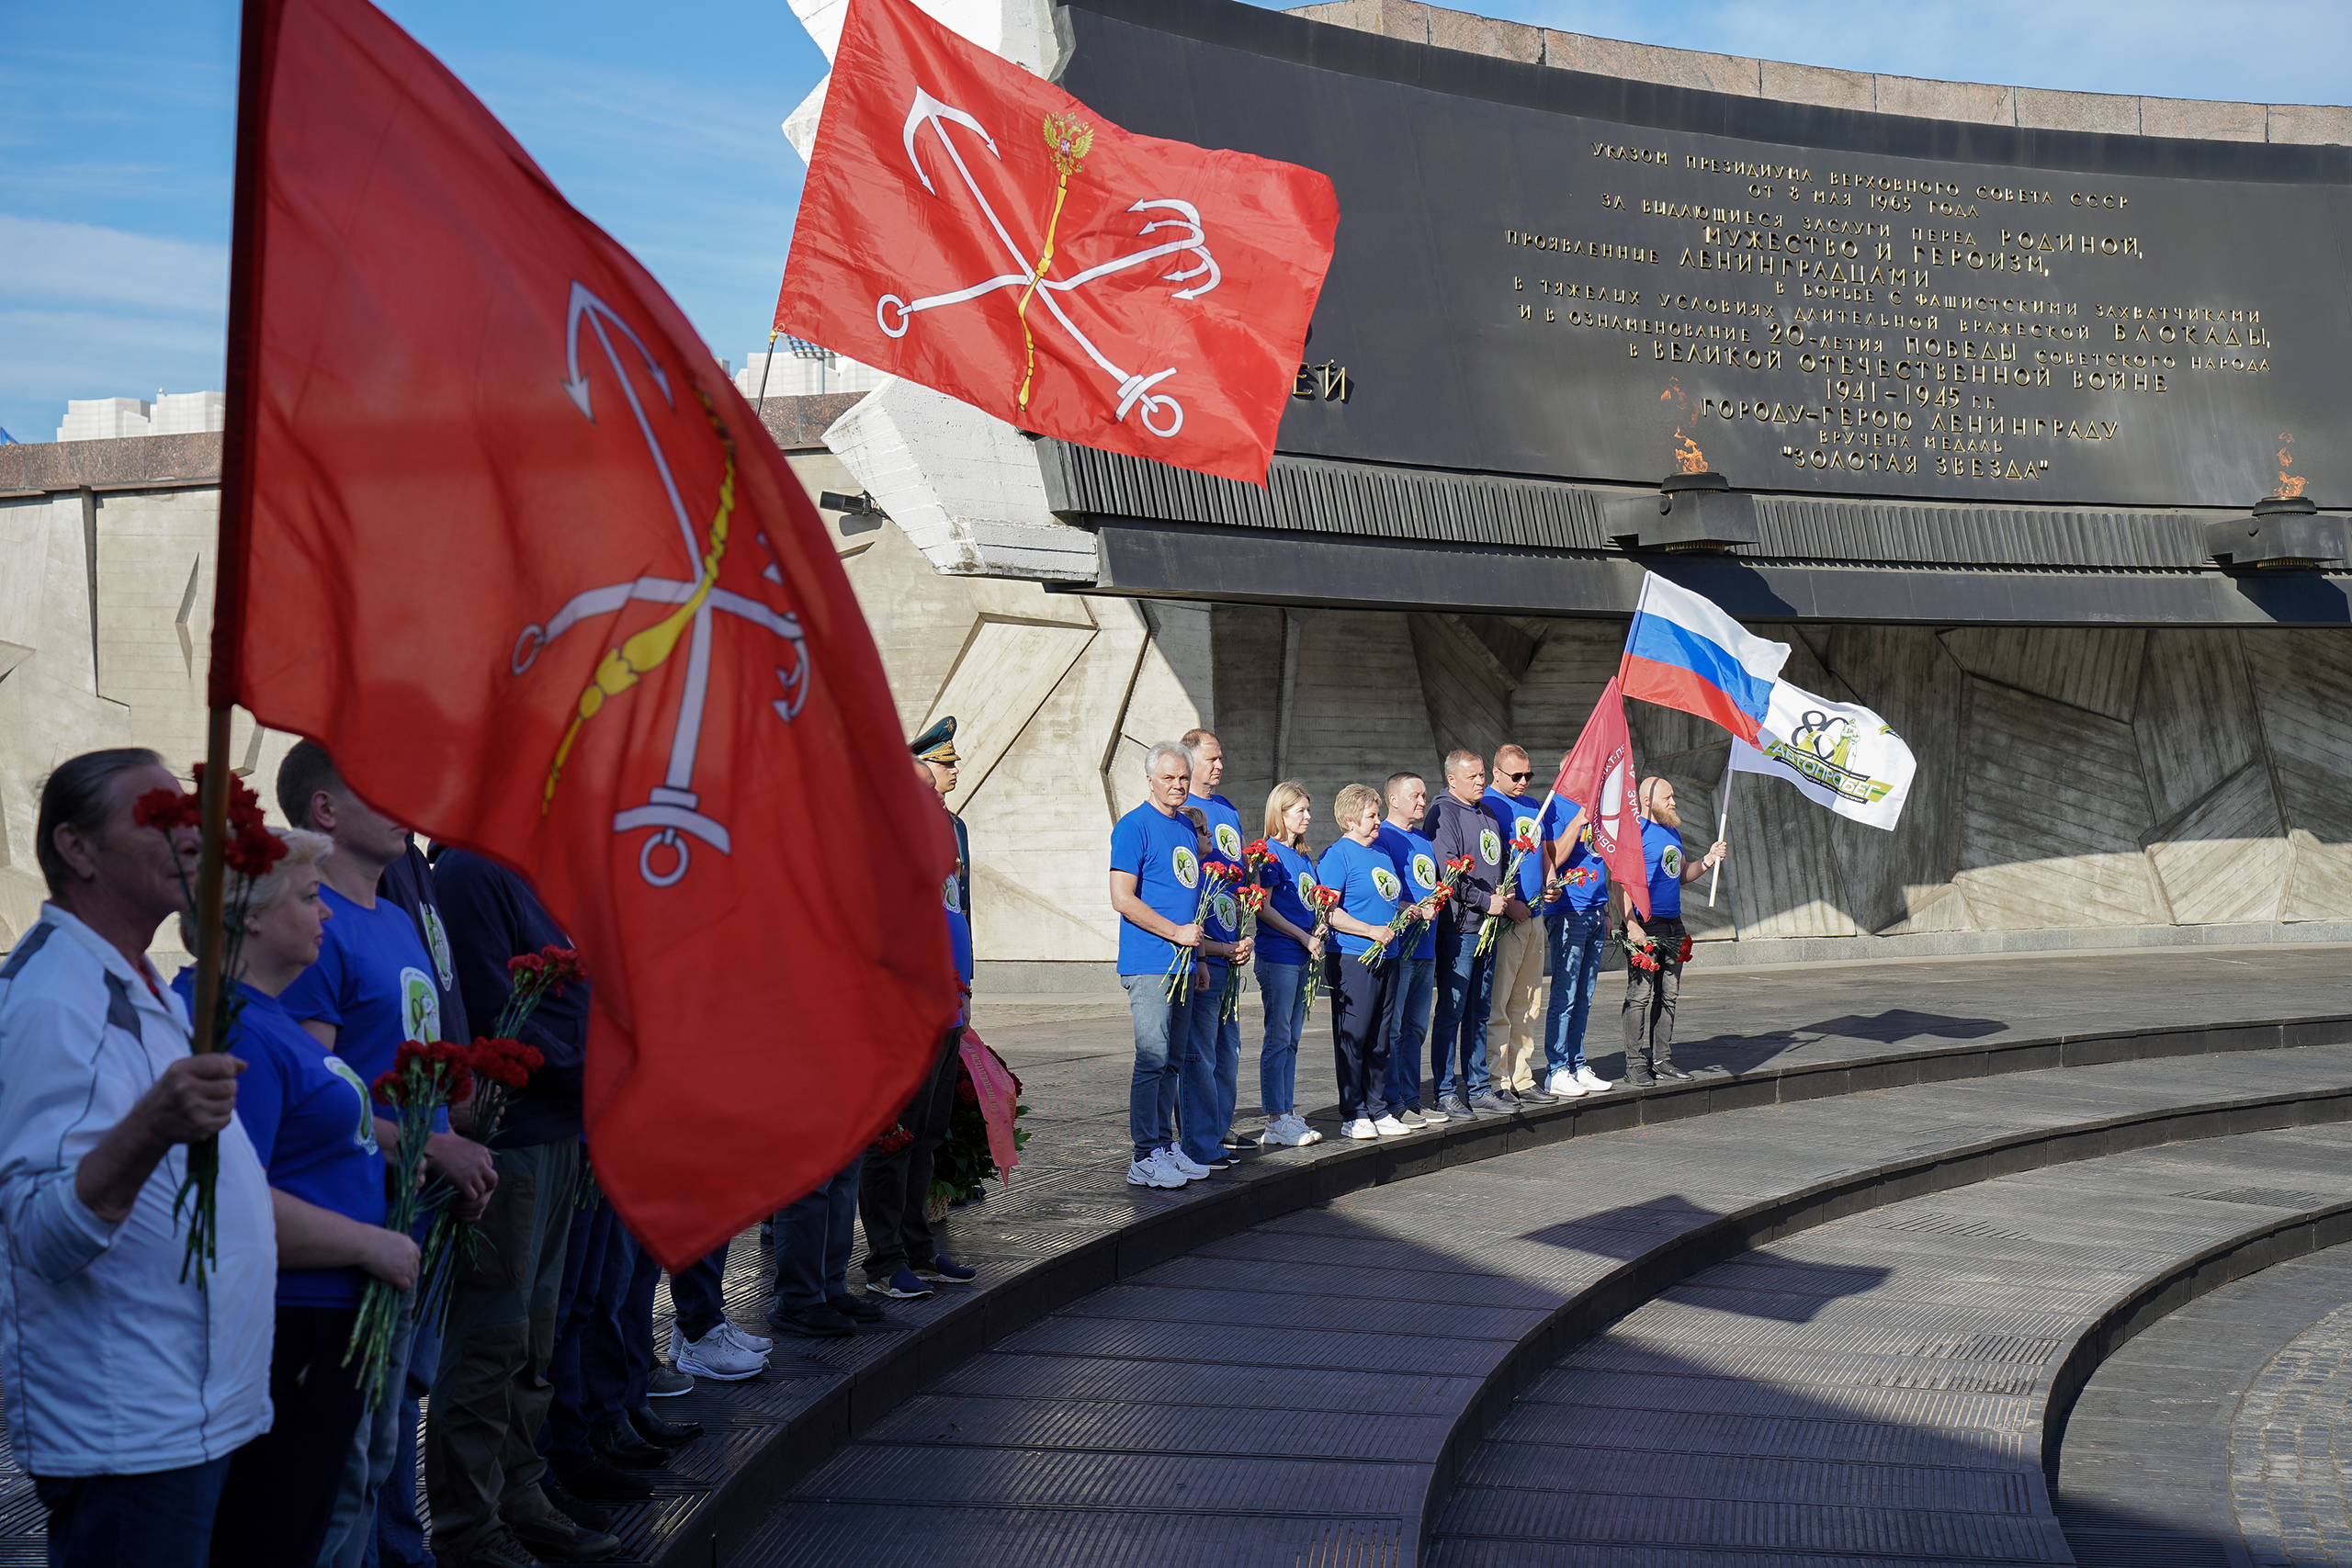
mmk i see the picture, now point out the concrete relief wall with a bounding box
[0,488,299,952]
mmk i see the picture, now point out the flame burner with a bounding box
[2205,493,2346,571]
[1604,469,1759,554]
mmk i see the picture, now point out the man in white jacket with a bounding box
[0,748,275,1566]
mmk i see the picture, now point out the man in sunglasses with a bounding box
[1482,745,1554,1111]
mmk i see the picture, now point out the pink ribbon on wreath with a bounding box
[958,1028,1023,1184]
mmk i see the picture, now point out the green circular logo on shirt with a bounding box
[1215,823,1242,859]
[1478,829,1500,865]
[1213,892,1238,928]
[401,966,441,1043]
[1372,867,1401,900]
[323,1055,379,1153]
[943,874,961,913]
[1411,852,1436,890]
[422,906,454,988]
[1172,846,1199,888]
[1295,871,1315,904]
[1662,844,1684,879]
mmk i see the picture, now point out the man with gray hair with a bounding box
[1109,742,1213,1189]
[0,749,275,1567]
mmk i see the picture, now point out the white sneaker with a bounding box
[1162,1145,1213,1179]
[1128,1154,1185,1188]
[1370,1114,1411,1137]
[1259,1114,1307,1147]
[1283,1113,1323,1146]
[1576,1066,1614,1093]
[1544,1069,1589,1099]
[1340,1118,1378,1140]
[674,1323,767,1381]
[717,1319,773,1355]
[1152,1148,1200,1184]
[1419,1103,1450,1124]
[1396,1107,1429,1129]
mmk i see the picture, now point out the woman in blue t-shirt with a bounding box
[174,829,420,1568]
[1252,782,1327,1149]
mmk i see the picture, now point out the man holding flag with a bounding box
[1616,778,1725,1086]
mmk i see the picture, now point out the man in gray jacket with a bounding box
[0,748,275,1567]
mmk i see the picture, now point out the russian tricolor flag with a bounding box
[1618,575,1791,744]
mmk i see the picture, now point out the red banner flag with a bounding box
[1551,678,1649,920]
[212,0,960,1268]
[775,0,1340,486]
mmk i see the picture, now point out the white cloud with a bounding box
[0,214,228,316]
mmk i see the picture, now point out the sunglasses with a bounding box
[1503,771,1532,783]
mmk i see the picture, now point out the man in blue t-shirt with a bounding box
[1374,772,1442,1129]
[1181,729,1250,1167]
[1616,776,1727,1087]
[1538,772,1613,1100]
[1111,742,1213,1190]
[1317,784,1411,1139]
[1483,746,1555,1108]
[277,740,497,1568]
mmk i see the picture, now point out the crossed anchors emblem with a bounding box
[511,281,811,889]
[877,89,1223,437]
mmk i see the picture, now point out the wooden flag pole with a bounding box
[752,327,782,415]
[1706,767,1733,908]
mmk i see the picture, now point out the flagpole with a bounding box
[195,0,278,1051]
[1706,767,1733,909]
[752,327,781,414]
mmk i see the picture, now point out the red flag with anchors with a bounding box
[775,0,1340,486]
[211,0,960,1268]
[1551,678,1650,920]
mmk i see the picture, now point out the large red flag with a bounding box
[1551,679,1649,920]
[212,0,960,1268]
[775,0,1340,486]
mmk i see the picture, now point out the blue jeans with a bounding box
[774,1158,861,1309]
[1254,958,1307,1117]
[669,1245,731,1344]
[1180,968,1240,1165]
[1544,908,1607,1077]
[1384,953,1435,1111]
[368,1308,438,1568]
[36,1454,229,1568]
[320,1283,430,1568]
[1430,925,1496,1101]
[544,1197,638,1462]
[1122,972,1193,1160]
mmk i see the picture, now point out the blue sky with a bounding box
[2,0,2345,445]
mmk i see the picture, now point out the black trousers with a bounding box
[209,1303,368,1568]
[859,1026,962,1278]
[1329,952,1397,1122]
[1622,915,1688,1075]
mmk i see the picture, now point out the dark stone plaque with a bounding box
[1057,0,2352,510]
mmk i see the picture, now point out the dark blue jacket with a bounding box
[431,848,587,1147]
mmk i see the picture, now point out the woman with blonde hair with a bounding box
[1250,782,1325,1146]
[173,828,419,1568]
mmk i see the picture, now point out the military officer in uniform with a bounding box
[913,716,969,913]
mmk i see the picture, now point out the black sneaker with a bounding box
[769,1303,854,1338]
[1516,1085,1560,1105]
[1467,1089,1518,1115]
[589,1419,666,1471]
[1652,1063,1694,1082]
[537,1479,613,1536]
[503,1506,622,1564]
[1622,1071,1658,1088]
[827,1292,887,1323]
[628,1404,700,1448]
[547,1454,652,1504]
[1438,1093,1476,1119]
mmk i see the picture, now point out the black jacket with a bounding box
[431,848,587,1146]
[1426,794,1502,934]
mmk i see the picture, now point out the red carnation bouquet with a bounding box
[1217,839,1278,1020]
[416,946,578,1326]
[348,1041,473,1405]
[1363,852,1476,968]
[1616,929,1663,973]
[1476,816,1544,957]
[1163,858,1236,1000]
[1298,882,1343,1015]
[132,764,289,1286]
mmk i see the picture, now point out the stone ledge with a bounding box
[1286,0,2348,141]
[0,432,223,494]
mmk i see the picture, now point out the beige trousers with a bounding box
[1485,915,1550,1091]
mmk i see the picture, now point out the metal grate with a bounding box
[2171,1187,2337,1209]
[1880,1212,2036,1240]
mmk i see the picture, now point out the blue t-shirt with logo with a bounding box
[1374,823,1441,962]
[943,863,973,1023]
[1111,802,1204,976]
[1643,817,1688,919]
[280,884,450,1133]
[179,976,387,1307]
[1189,793,1244,958]
[1485,786,1547,902]
[1256,840,1317,966]
[1541,794,1611,915]
[1317,836,1403,960]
